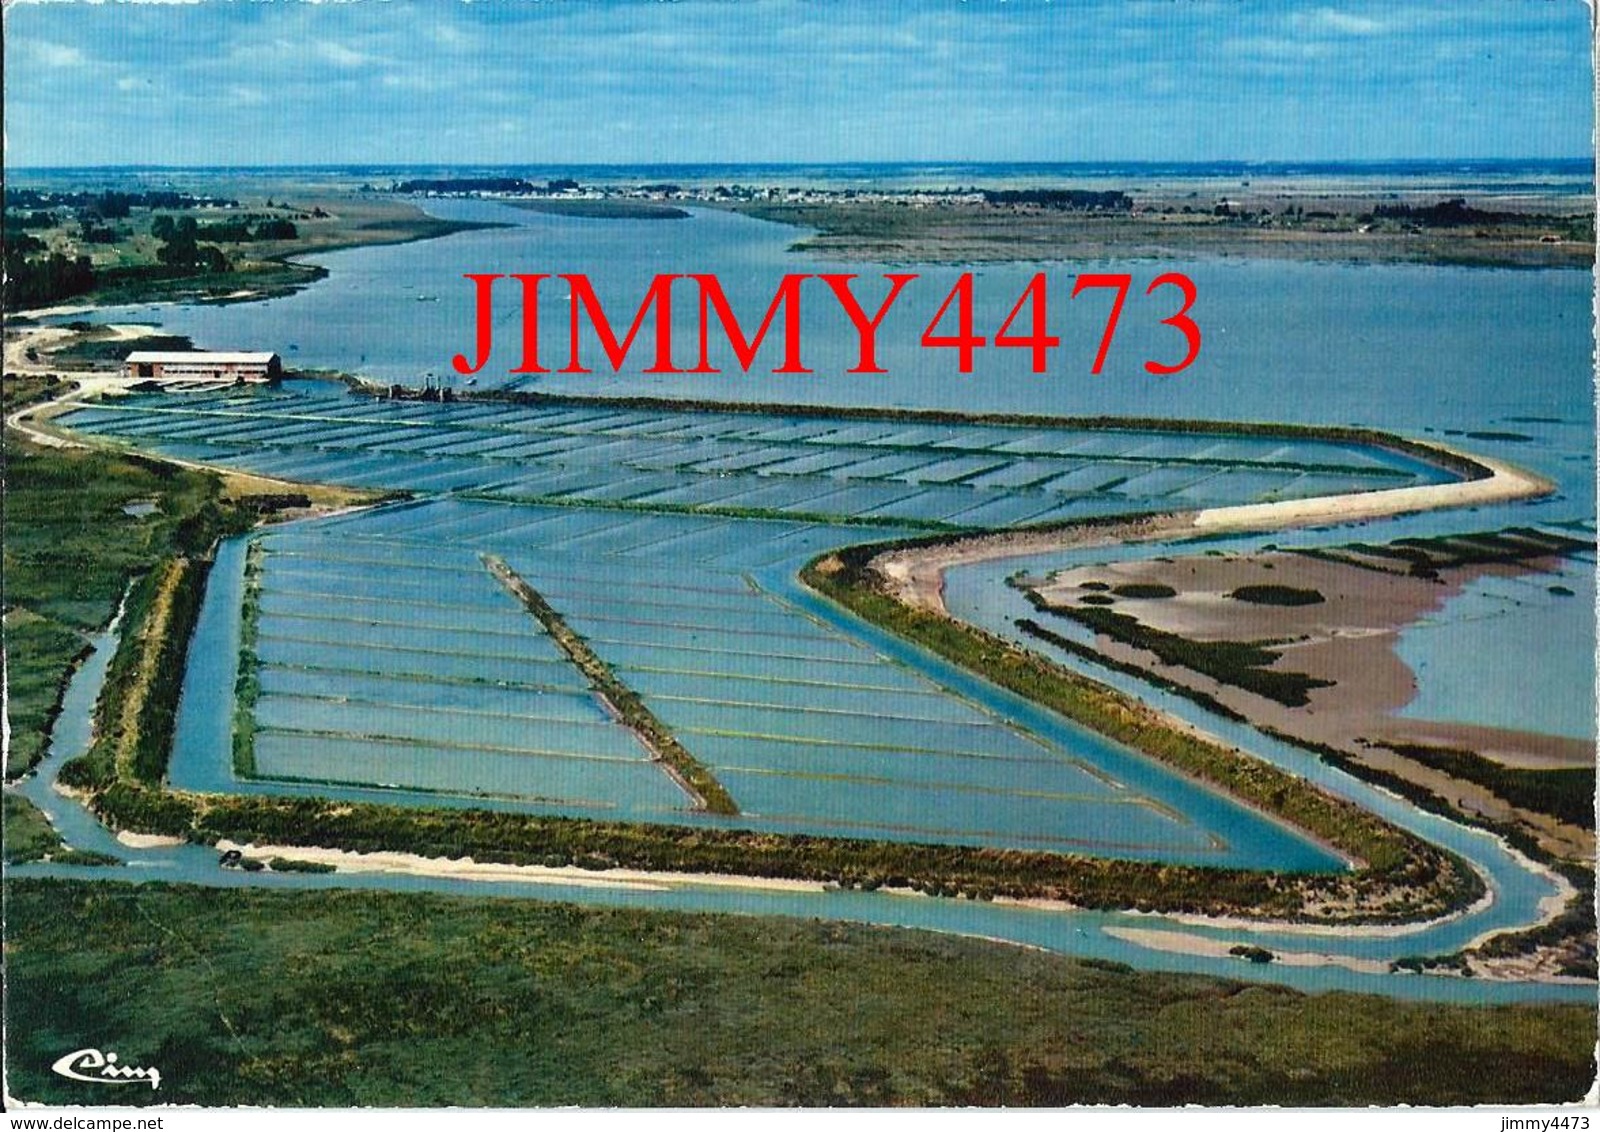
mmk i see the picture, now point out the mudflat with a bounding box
[1018,539,1593,861]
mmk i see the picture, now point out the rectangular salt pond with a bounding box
[964,459,1079,491]
[599,638,903,680]
[253,732,687,812]
[621,668,991,722]
[256,665,605,719]
[856,487,989,523]
[256,636,582,687]
[1107,466,1217,497]
[533,582,769,617]
[654,706,1057,763]
[900,455,1008,484]
[557,472,690,504]
[701,478,862,513]
[254,693,649,759]
[256,615,569,663]
[260,561,505,600]
[716,771,1217,856]
[560,603,867,649]
[758,448,881,477]
[685,731,1106,784]
[259,593,543,637]
[254,562,555,635]
[941,494,1074,529]
[1168,467,1312,505]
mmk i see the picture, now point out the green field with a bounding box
[4,879,1592,1107]
[2,376,248,777]
[3,794,64,863]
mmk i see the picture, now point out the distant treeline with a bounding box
[5,188,236,217]
[982,189,1132,211]
[1370,199,1519,228]
[2,248,95,309]
[155,214,298,243]
[393,177,577,195]
[3,229,257,311]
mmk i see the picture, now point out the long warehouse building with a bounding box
[121,351,283,383]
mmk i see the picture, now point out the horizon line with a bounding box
[7,157,1594,174]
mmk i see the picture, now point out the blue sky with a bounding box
[4,0,1593,167]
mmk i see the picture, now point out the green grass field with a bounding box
[2,376,240,776]
[4,879,1593,1107]
[3,794,64,863]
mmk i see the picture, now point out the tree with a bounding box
[254,218,298,240]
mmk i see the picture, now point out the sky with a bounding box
[3,0,1594,167]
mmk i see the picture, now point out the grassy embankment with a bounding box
[232,541,266,777]
[800,541,1483,923]
[483,555,737,815]
[4,879,1593,1107]
[55,557,209,792]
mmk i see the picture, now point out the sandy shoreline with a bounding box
[116,830,187,849]
[1101,925,1392,975]
[212,842,1574,977]
[1191,446,1553,533]
[990,874,1497,942]
[215,840,831,896]
[877,442,1552,618]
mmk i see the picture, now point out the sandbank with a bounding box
[214,840,830,896]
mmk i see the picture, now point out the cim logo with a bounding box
[51,1048,161,1090]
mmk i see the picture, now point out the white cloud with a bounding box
[315,40,372,68]
[1295,8,1386,36]
[30,40,86,67]
[1221,36,1334,62]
